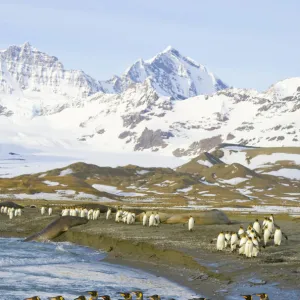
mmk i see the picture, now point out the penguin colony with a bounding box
[24,291,172,299]
[23,291,270,299]
[215,214,288,258]
[0,205,22,219]
[2,206,276,299]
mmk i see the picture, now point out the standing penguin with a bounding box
[230,232,239,251]
[253,219,261,235]
[131,291,143,300]
[256,293,269,300]
[106,208,112,220]
[41,207,46,215]
[263,227,272,247]
[216,232,226,251]
[142,212,148,226]
[48,207,53,216]
[252,236,260,257]
[188,216,194,232]
[86,291,98,300]
[239,233,247,255]
[266,217,274,234]
[126,212,133,225]
[119,292,132,299]
[274,226,288,246]
[224,231,231,248]
[262,216,268,228]
[149,212,155,227]
[244,237,253,258]
[154,212,160,226]
[238,225,244,236]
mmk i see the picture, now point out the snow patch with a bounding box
[43,180,60,186]
[92,184,146,197]
[197,160,213,167]
[59,168,73,176]
[264,168,300,180]
[177,186,193,193]
[218,177,248,185]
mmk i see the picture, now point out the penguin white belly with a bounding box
[230,234,238,251]
[126,213,132,225]
[274,230,282,245]
[267,221,274,233]
[149,215,155,227]
[106,209,111,220]
[253,223,261,234]
[188,218,194,231]
[264,229,271,246]
[142,215,148,226]
[216,234,225,250]
[245,241,253,257]
[239,237,247,254]
[252,241,259,257]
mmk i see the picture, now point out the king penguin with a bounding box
[131,291,143,300]
[216,231,226,250]
[256,293,269,300]
[274,226,288,246]
[142,212,148,226]
[188,216,195,232]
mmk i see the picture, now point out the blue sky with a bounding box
[0,0,299,91]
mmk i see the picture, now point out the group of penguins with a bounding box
[0,205,22,219]
[24,291,270,300]
[216,214,288,257]
[24,291,178,300]
[56,206,162,227]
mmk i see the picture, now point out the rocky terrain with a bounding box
[0,144,299,213]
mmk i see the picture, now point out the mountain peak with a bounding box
[162,45,179,54]
[21,41,32,49]
[103,47,228,99]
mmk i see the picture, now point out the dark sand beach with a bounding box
[1,206,300,299]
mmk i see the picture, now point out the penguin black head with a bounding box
[241,295,252,300]
[74,296,86,300]
[147,295,161,300]
[99,296,111,300]
[87,291,98,297]
[255,219,259,222]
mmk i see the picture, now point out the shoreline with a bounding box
[1,208,300,299]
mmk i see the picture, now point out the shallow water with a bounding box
[0,238,198,300]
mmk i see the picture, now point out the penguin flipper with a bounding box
[283,232,288,240]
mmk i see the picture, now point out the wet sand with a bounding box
[1,207,300,299]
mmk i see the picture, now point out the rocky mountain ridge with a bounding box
[0,42,299,160]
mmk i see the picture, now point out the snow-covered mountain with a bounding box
[99,46,228,99]
[0,42,103,99]
[0,42,299,167]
